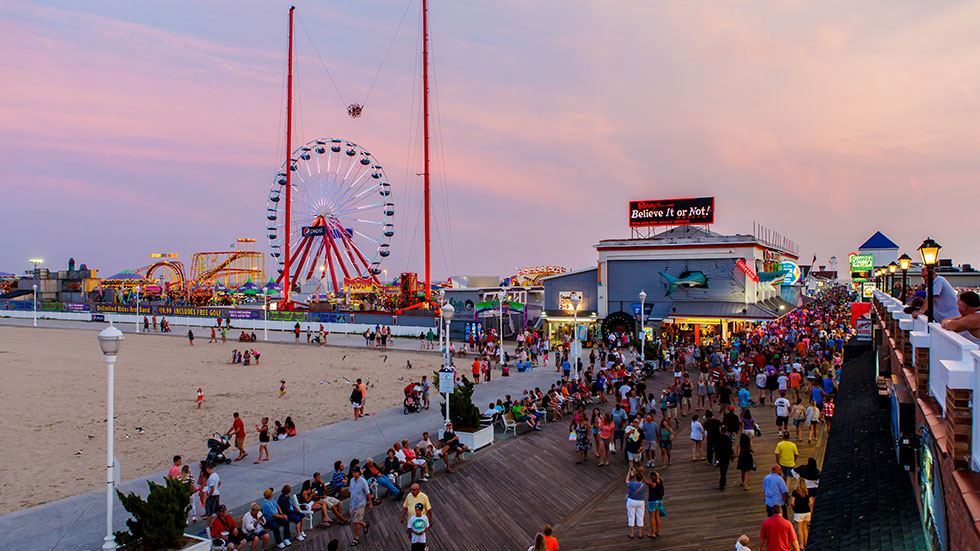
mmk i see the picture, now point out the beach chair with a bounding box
[291,493,315,531]
[206,526,230,551]
[501,413,518,436]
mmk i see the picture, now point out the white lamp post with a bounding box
[32,284,37,327]
[440,302,455,426]
[570,293,581,380]
[98,323,124,551]
[499,287,508,366]
[639,290,647,363]
[134,286,140,333]
[263,295,269,341]
[438,289,446,355]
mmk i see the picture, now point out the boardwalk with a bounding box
[293,370,826,551]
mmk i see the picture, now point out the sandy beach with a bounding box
[0,325,442,512]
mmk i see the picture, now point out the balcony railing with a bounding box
[875,290,980,471]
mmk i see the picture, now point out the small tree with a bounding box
[432,370,482,429]
[114,477,191,550]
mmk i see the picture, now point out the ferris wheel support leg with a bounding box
[328,232,353,280]
[291,236,316,291]
[335,220,375,281]
[333,221,366,278]
[324,236,340,294]
[305,239,328,280]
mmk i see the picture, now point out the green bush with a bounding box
[432,371,483,429]
[114,477,191,550]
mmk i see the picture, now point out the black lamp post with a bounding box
[888,261,898,297]
[918,238,942,322]
[897,254,911,303]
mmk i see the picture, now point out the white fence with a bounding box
[875,290,980,471]
[0,310,432,337]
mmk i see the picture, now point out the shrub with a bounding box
[432,370,482,429]
[114,477,191,550]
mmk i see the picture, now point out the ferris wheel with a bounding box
[266,138,393,294]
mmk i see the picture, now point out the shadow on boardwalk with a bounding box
[293,371,824,551]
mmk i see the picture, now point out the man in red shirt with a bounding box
[542,524,559,551]
[227,412,247,461]
[210,504,247,550]
[760,505,800,551]
[472,359,481,384]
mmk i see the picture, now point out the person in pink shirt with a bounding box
[167,455,182,480]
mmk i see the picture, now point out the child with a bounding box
[231,349,238,364]
[196,388,204,409]
[279,379,287,398]
[252,349,260,365]
[243,350,251,366]
[735,534,751,551]
[254,417,270,463]
[407,503,430,551]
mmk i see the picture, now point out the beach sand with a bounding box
[0,325,441,512]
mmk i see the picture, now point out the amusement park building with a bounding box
[541,226,800,344]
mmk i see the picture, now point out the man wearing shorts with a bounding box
[348,467,372,546]
[227,412,247,461]
[420,375,430,410]
[641,413,658,468]
[774,432,799,482]
[773,393,791,433]
[624,419,644,467]
[204,463,221,523]
[680,374,694,415]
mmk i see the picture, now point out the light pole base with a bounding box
[103,535,117,551]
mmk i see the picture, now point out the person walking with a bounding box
[227,412,247,462]
[759,505,800,551]
[716,428,733,490]
[644,470,665,538]
[763,465,791,519]
[774,432,799,481]
[400,483,432,528]
[625,468,646,539]
[187,329,195,346]
[737,433,755,490]
[254,417,270,463]
[790,481,811,549]
[690,414,705,461]
[658,418,674,467]
[598,412,614,466]
[348,467,372,547]
[574,414,592,464]
[791,399,806,441]
[805,400,820,443]
[407,503,430,551]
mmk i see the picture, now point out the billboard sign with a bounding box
[302,225,326,237]
[850,254,874,271]
[558,291,584,311]
[856,318,872,341]
[862,282,877,298]
[628,197,714,227]
[735,259,760,282]
[781,261,802,285]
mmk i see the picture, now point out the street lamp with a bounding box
[569,293,581,380]
[438,289,446,356]
[32,284,37,327]
[918,238,942,323]
[134,286,141,333]
[898,253,912,303]
[263,294,269,341]
[638,290,647,363]
[498,288,508,366]
[97,323,124,551]
[440,302,455,426]
[29,257,43,271]
[887,262,897,297]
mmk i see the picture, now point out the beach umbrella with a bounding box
[237,279,260,295]
[262,278,280,295]
[214,280,230,293]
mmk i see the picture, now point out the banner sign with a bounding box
[65,303,92,312]
[310,312,350,323]
[862,282,877,298]
[96,304,143,314]
[438,368,455,394]
[7,300,33,311]
[850,254,874,271]
[781,261,802,286]
[228,309,262,320]
[628,197,714,227]
[302,225,326,237]
[269,311,306,322]
[735,259,760,282]
[91,313,106,322]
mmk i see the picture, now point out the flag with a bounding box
[812,254,817,265]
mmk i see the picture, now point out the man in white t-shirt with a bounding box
[923,268,959,322]
[777,372,789,392]
[773,392,791,432]
[204,463,221,522]
[408,503,430,551]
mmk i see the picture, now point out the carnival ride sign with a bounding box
[850,254,874,271]
[781,261,802,285]
[628,197,714,227]
[344,277,377,294]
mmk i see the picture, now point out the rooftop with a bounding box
[858,230,900,250]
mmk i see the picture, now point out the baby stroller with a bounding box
[403,384,422,415]
[206,433,232,465]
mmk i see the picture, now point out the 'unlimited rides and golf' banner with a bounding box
[629,197,714,227]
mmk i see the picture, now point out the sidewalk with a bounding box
[0,343,564,551]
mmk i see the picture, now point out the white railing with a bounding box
[0,310,431,337]
[875,290,980,472]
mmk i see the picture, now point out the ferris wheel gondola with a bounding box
[266,138,393,294]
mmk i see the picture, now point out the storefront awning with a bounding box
[665,300,788,321]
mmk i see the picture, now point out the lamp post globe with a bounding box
[441,303,454,367]
[887,262,897,297]
[898,253,912,303]
[97,323,123,551]
[918,238,942,322]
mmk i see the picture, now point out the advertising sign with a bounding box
[310,312,350,323]
[862,282,877,298]
[850,254,874,271]
[628,197,714,227]
[781,261,802,285]
[269,311,306,322]
[344,277,376,294]
[302,225,326,237]
[735,259,760,282]
[643,327,654,341]
[856,318,872,341]
[65,303,92,313]
[91,313,106,322]
[558,291,584,311]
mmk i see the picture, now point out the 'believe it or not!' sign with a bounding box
[629,197,714,227]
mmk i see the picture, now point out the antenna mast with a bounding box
[422,0,431,302]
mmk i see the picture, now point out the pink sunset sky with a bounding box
[2,0,978,279]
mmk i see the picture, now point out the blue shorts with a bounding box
[647,499,665,514]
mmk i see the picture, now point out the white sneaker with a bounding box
[284,539,292,546]
[297,533,306,540]
[277,544,285,549]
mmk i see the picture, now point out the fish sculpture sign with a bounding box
[629,197,714,227]
[659,270,709,295]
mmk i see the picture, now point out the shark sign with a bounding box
[659,270,709,295]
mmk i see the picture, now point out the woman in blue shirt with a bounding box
[626,469,646,538]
